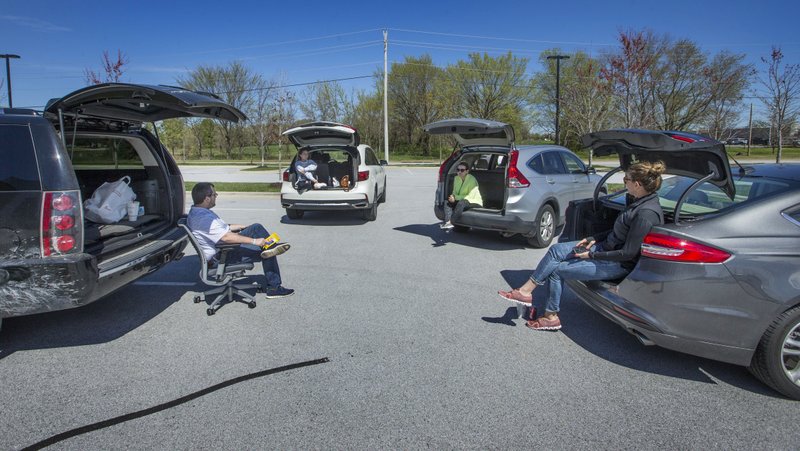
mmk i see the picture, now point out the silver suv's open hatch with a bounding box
[423,118,514,147]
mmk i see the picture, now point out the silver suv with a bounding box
[424,118,602,247]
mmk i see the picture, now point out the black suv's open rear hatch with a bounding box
[45,83,247,124]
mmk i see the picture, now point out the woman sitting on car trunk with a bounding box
[441,162,483,230]
[498,161,666,331]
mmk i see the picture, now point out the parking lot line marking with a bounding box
[20,357,331,451]
[132,282,196,286]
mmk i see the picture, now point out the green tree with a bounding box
[440,52,529,131]
[532,50,614,151]
[159,119,187,161]
[388,55,443,155]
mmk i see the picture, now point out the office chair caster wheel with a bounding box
[248,301,257,309]
[194,296,202,304]
[206,308,215,316]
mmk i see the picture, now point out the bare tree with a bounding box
[85,50,129,85]
[703,51,753,141]
[177,61,258,159]
[250,76,279,166]
[601,30,664,128]
[653,39,713,130]
[759,47,800,163]
[299,81,351,123]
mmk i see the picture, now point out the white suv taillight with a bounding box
[507,150,530,188]
[41,190,83,257]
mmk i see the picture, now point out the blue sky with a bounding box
[1,0,798,124]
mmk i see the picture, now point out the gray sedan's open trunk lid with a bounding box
[582,129,735,199]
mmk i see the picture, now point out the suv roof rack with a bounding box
[0,108,40,116]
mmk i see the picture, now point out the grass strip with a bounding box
[185,181,281,193]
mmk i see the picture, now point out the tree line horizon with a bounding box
[85,29,800,163]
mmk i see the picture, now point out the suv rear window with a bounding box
[69,136,144,169]
[0,124,40,191]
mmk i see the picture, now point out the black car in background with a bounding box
[562,129,800,399]
[0,84,245,330]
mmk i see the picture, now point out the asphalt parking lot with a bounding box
[1,166,797,449]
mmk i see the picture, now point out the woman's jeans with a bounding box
[222,223,282,289]
[444,200,480,222]
[530,240,628,314]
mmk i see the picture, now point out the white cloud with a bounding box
[0,15,71,32]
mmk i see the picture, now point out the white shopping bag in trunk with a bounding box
[84,176,137,224]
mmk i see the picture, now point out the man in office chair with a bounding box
[187,182,294,298]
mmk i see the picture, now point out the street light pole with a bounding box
[0,54,21,108]
[546,54,569,145]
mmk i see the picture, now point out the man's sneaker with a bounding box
[525,315,562,331]
[441,222,454,230]
[265,286,294,299]
[261,243,290,259]
[498,289,533,307]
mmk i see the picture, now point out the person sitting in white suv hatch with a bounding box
[294,149,327,191]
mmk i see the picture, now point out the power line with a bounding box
[160,28,384,57]
[216,75,376,95]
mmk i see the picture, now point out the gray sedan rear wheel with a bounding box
[749,305,800,400]
[526,204,555,248]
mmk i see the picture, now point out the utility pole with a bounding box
[0,54,21,108]
[383,29,390,164]
[747,103,753,156]
[547,55,569,145]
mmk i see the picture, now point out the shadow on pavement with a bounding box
[280,211,367,226]
[0,258,200,361]
[493,268,782,399]
[394,223,528,250]
[481,306,520,326]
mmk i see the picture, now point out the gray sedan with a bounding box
[562,129,800,400]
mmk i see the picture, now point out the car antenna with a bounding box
[727,151,747,175]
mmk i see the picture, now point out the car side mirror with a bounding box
[586,167,597,174]
[379,160,388,166]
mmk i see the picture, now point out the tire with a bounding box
[379,181,387,203]
[526,204,555,248]
[362,189,378,221]
[748,305,800,400]
[286,208,304,220]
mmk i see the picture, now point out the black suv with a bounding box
[0,83,245,329]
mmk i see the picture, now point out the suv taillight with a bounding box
[42,191,83,257]
[641,233,731,263]
[283,170,290,182]
[507,150,530,188]
[358,170,369,181]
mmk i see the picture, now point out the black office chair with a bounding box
[179,220,259,316]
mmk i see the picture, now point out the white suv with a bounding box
[281,122,387,221]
